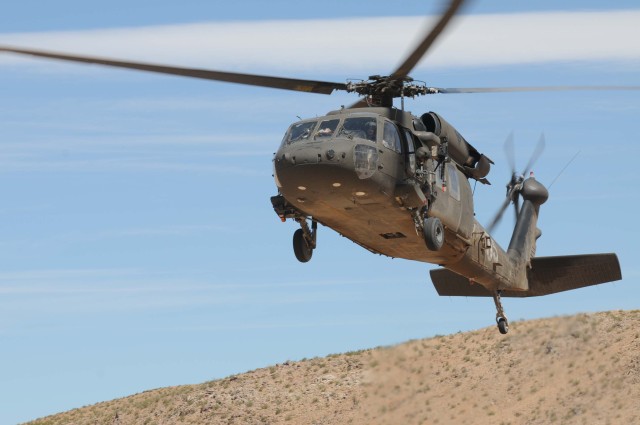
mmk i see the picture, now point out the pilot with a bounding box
[364,122,377,142]
[317,126,333,137]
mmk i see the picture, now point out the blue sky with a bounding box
[1,1,639,423]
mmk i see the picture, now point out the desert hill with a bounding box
[27,310,640,425]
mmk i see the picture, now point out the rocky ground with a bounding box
[27,310,640,425]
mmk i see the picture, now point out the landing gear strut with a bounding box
[293,218,316,263]
[493,290,509,334]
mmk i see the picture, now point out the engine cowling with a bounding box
[420,112,492,180]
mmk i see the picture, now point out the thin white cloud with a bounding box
[0,268,375,293]
[160,315,424,332]
[0,269,378,318]
[0,267,144,282]
[0,131,276,173]
[1,133,276,149]
[0,157,269,174]
[1,10,639,75]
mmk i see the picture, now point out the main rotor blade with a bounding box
[0,45,347,95]
[434,86,640,94]
[486,196,512,234]
[390,0,466,80]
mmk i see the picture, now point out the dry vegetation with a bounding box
[27,310,640,425]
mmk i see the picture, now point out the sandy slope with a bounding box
[28,310,640,425]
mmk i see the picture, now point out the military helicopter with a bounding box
[0,0,626,334]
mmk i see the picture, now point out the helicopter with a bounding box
[0,0,626,334]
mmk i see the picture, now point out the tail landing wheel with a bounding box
[497,317,509,334]
[493,291,509,334]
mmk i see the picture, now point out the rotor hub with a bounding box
[346,76,436,106]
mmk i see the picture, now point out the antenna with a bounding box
[548,151,580,189]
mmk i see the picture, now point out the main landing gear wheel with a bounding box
[292,219,317,263]
[423,216,444,251]
[293,229,313,263]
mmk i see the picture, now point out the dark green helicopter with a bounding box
[0,0,627,333]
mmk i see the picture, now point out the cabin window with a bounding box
[338,117,377,142]
[435,161,443,186]
[433,162,460,200]
[447,163,461,201]
[383,121,402,153]
[286,120,317,143]
[314,119,340,139]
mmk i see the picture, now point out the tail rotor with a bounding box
[486,133,545,234]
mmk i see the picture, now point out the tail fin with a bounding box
[430,253,622,297]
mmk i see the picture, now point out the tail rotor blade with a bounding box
[522,133,546,176]
[503,131,516,176]
[486,196,512,234]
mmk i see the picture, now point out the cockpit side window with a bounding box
[337,117,377,142]
[314,119,340,139]
[402,128,416,175]
[402,129,415,154]
[383,121,402,153]
[286,121,318,143]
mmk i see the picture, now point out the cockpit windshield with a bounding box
[283,116,379,145]
[314,119,340,139]
[285,120,317,143]
[337,117,377,142]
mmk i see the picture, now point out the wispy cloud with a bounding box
[0,222,253,254]
[159,314,427,332]
[0,157,270,174]
[0,268,378,319]
[1,10,639,75]
[0,131,276,173]
[0,267,375,293]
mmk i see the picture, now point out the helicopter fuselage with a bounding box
[272,103,620,330]
[272,107,521,292]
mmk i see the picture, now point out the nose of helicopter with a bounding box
[273,138,387,209]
